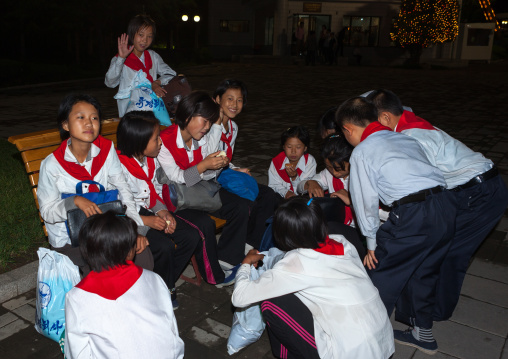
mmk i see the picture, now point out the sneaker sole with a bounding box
[394,338,437,355]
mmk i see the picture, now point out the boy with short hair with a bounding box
[336,97,456,355]
[366,89,508,322]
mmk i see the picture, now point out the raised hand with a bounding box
[118,33,133,58]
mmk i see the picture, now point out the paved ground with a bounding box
[0,61,507,358]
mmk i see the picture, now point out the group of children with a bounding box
[35,12,507,359]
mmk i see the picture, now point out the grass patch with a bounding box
[0,139,47,272]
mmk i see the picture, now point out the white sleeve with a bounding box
[204,124,222,155]
[151,51,176,85]
[297,169,329,194]
[37,157,67,224]
[349,153,380,250]
[230,121,239,152]
[106,147,144,228]
[65,293,92,359]
[157,143,190,184]
[293,155,317,195]
[268,161,288,198]
[232,260,310,308]
[104,56,125,88]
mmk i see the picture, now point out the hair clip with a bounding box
[307,198,313,206]
[330,134,341,138]
[116,214,126,217]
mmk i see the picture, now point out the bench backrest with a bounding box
[8,119,225,236]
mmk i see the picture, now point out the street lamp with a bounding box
[194,15,200,22]
[182,15,188,22]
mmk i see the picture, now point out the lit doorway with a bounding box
[290,14,331,55]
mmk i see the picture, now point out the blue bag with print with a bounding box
[217,168,259,202]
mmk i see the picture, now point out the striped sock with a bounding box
[412,326,435,342]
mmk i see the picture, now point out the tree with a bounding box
[391,0,459,63]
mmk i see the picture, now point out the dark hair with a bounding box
[273,197,328,251]
[317,106,338,138]
[174,91,220,129]
[365,89,404,116]
[213,79,248,106]
[281,125,310,148]
[335,97,378,129]
[321,135,354,170]
[79,212,138,272]
[127,14,156,46]
[117,111,159,158]
[57,94,102,141]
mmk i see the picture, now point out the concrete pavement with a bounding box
[0,61,507,358]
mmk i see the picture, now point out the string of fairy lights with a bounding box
[477,0,500,31]
[391,0,459,48]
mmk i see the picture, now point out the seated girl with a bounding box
[157,91,251,286]
[213,79,278,249]
[37,94,152,275]
[116,110,201,307]
[232,198,394,359]
[65,212,184,359]
[268,126,317,199]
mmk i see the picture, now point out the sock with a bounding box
[412,326,435,342]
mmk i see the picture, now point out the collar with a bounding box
[360,122,392,142]
[76,261,143,300]
[175,127,202,151]
[63,139,100,164]
[395,110,436,132]
[314,236,345,256]
[277,154,307,172]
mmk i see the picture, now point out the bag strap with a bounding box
[75,180,105,194]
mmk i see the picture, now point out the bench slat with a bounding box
[29,173,39,187]
[22,145,58,164]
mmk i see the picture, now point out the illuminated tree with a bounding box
[391,0,459,63]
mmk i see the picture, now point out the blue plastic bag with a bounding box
[121,70,172,126]
[258,216,274,252]
[35,248,80,344]
[227,247,286,355]
[217,168,259,202]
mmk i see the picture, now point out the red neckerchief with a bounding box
[360,122,392,142]
[76,261,143,300]
[396,110,436,132]
[272,152,309,192]
[53,135,112,192]
[220,119,234,161]
[331,177,354,225]
[314,236,344,256]
[160,125,204,170]
[116,151,164,209]
[122,51,154,83]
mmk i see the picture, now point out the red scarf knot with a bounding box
[123,50,154,83]
[396,110,436,132]
[360,122,392,142]
[220,119,234,161]
[272,152,309,192]
[160,125,204,170]
[314,236,345,256]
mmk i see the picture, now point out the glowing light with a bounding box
[194,15,200,22]
[182,15,188,22]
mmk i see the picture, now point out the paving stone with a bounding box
[174,292,221,333]
[392,343,416,359]
[0,312,18,328]
[12,304,36,324]
[0,326,61,358]
[450,296,508,337]
[187,326,223,347]
[179,281,233,307]
[433,320,505,359]
[467,258,508,284]
[461,274,508,308]
[501,340,508,359]
[413,351,459,358]
[181,336,228,358]
[2,295,34,311]
[0,275,17,303]
[0,319,29,341]
[199,318,231,339]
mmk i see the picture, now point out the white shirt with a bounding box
[105,50,176,117]
[349,130,446,250]
[399,127,493,189]
[158,124,222,184]
[268,154,317,197]
[65,269,184,359]
[232,235,394,359]
[37,140,144,248]
[219,120,239,169]
[298,168,349,194]
[119,157,165,213]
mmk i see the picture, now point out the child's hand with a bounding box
[118,33,134,58]
[331,189,351,205]
[306,180,324,198]
[235,168,251,176]
[152,81,167,98]
[136,235,150,254]
[200,151,228,172]
[157,210,177,234]
[285,165,298,180]
[363,250,378,270]
[285,191,296,199]
[141,215,167,231]
[74,196,102,217]
[242,249,265,267]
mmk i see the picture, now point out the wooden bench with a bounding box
[8,119,226,286]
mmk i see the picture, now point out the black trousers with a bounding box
[246,184,278,249]
[261,294,320,359]
[140,208,200,296]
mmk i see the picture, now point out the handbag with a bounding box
[307,195,346,224]
[61,181,124,247]
[217,168,259,202]
[162,75,192,117]
[157,168,222,212]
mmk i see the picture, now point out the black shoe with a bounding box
[394,329,437,355]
